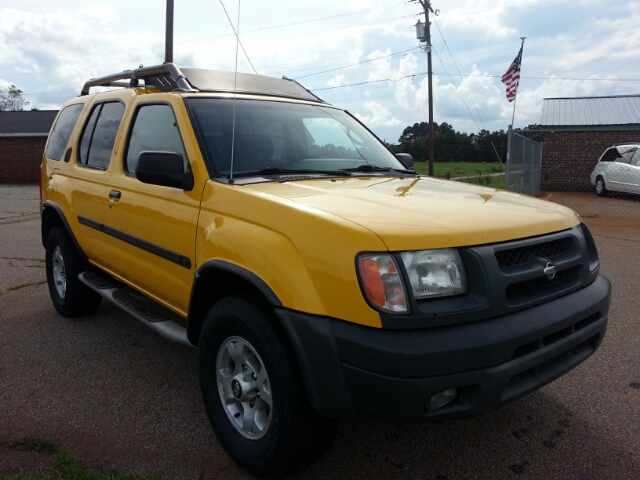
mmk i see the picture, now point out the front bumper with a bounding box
[276,275,611,420]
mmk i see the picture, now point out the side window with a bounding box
[600,148,619,163]
[46,104,84,161]
[125,104,187,174]
[631,149,640,166]
[77,101,125,169]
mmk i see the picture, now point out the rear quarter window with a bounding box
[77,101,125,169]
[45,104,84,161]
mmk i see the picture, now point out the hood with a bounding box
[247,176,581,250]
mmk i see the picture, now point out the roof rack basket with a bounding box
[81,63,197,96]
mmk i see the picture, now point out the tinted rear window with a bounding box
[78,101,125,169]
[45,104,84,161]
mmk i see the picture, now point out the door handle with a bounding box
[108,190,121,200]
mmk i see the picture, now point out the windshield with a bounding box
[186,98,405,177]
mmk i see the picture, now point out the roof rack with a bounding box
[81,63,196,96]
[81,63,325,103]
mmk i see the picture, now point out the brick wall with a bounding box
[541,129,640,192]
[0,136,46,184]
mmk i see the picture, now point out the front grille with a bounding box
[505,265,582,305]
[495,238,572,269]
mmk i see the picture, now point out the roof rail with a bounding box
[81,63,197,96]
[80,64,325,103]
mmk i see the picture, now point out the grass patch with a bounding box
[412,162,506,190]
[1,435,162,480]
[456,175,506,190]
[413,161,505,178]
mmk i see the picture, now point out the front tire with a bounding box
[45,226,102,317]
[198,295,339,478]
[595,176,608,197]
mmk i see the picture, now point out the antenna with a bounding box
[229,0,241,182]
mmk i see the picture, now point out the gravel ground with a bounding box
[1,185,638,479]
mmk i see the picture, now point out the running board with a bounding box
[78,271,194,348]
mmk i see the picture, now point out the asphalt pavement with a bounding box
[1,185,638,479]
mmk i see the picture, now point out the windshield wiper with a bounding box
[344,164,416,174]
[233,167,352,178]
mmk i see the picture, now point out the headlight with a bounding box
[400,249,467,299]
[357,254,408,313]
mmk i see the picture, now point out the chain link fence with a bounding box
[545,144,640,237]
[505,129,542,196]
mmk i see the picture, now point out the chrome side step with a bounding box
[79,271,194,348]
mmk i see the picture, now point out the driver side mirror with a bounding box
[136,151,194,191]
[396,153,414,169]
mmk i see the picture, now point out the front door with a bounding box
[97,97,206,315]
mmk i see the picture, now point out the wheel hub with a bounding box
[51,245,67,299]
[232,379,242,398]
[216,336,273,439]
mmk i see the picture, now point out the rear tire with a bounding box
[198,295,339,479]
[595,176,608,197]
[45,226,102,317]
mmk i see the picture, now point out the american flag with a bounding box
[501,45,523,103]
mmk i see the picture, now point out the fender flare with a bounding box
[40,201,89,263]
[186,259,282,344]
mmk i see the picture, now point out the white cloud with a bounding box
[354,101,401,128]
[327,74,346,88]
[79,4,118,24]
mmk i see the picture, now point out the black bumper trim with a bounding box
[276,275,610,420]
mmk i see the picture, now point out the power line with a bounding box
[292,47,421,80]
[312,73,422,91]
[218,0,257,74]
[245,1,407,34]
[431,48,483,132]
[432,18,486,130]
[310,72,640,92]
[310,73,640,92]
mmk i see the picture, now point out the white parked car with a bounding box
[590,144,640,196]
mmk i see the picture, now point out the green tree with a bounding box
[515,124,544,142]
[393,121,509,164]
[0,85,30,111]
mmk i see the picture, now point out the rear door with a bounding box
[66,98,127,261]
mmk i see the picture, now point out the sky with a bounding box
[1,0,639,143]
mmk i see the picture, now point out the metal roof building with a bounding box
[539,95,640,192]
[540,95,640,128]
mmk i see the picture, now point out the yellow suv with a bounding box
[40,64,611,478]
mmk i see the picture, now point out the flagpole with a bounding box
[510,37,525,128]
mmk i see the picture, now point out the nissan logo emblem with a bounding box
[543,262,557,280]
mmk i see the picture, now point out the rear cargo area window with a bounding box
[46,104,84,161]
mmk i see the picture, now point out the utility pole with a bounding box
[415,1,436,176]
[165,0,174,63]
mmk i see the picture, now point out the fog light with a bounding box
[426,388,458,412]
